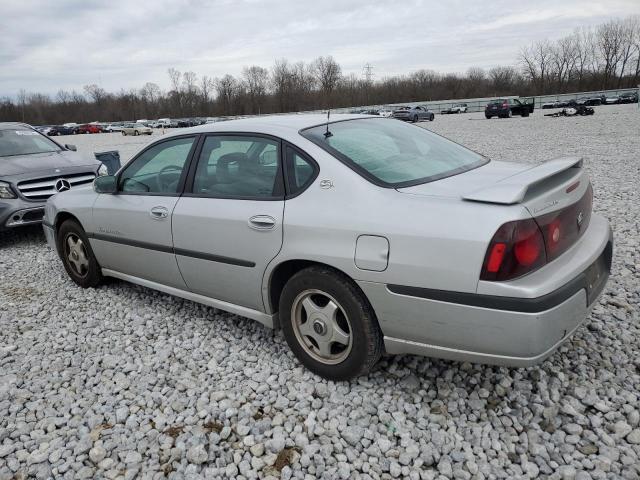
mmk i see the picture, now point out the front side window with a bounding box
[119,136,195,194]
[302,118,487,187]
[0,128,61,157]
[191,135,282,199]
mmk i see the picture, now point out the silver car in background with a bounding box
[43,114,612,380]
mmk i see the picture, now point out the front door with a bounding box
[172,134,285,311]
[91,135,197,288]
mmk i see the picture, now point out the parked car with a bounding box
[392,106,435,122]
[43,114,612,380]
[0,122,105,231]
[441,103,468,114]
[35,126,54,135]
[576,97,602,106]
[542,100,566,109]
[378,109,393,118]
[75,124,102,134]
[619,92,638,104]
[48,125,76,136]
[121,123,152,136]
[177,118,200,128]
[485,98,534,118]
[104,123,124,133]
[604,96,620,105]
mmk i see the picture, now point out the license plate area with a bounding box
[585,242,612,305]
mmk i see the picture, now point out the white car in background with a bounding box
[378,109,393,117]
[104,123,124,133]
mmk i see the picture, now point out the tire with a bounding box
[279,266,383,381]
[412,115,418,123]
[429,114,434,121]
[508,109,513,118]
[134,130,139,136]
[122,131,126,136]
[521,109,530,117]
[485,114,492,119]
[57,219,102,288]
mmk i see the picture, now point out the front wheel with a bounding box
[279,266,383,381]
[485,114,492,119]
[57,220,103,288]
[134,130,140,136]
[429,114,434,121]
[122,131,126,136]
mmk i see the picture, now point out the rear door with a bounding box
[91,135,198,288]
[171,134,285,311]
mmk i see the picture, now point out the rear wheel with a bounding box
[122,131,126,136]
[485,114,492,119]
[521,109,529,117]
[134,130,140,136]
[429,113,435,121]
[279,266,383,381]
[57,220,102,288]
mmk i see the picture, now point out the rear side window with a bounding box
[285,146,317,196]
[191,135,283,199]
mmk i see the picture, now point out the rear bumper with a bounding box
[359,216,613,367]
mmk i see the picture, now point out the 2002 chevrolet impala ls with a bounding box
[43,114,612,380]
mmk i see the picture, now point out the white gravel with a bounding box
[1,105,639,479]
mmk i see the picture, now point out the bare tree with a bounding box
[311,56,342,106]
[242,66,269,114]
[215,74,237,116]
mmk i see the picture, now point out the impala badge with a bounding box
[320,179,334,189]
[577,211,584,229]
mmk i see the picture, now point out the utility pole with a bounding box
[362,64,374,106]
[362,63,374,83]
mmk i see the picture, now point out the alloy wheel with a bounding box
[291,289,353,365]
[65,234,89,277]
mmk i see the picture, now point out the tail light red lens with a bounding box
[480,183,593,282]
[481,219,546,281]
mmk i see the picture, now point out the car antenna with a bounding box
[323,110,332,138]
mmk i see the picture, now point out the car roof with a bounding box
[165,113,377,138]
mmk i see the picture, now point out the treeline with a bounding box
[1,15,639,125]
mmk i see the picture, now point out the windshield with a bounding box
[0,128,61,157]
[301,118,488,187]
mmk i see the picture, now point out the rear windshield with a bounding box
[301,118,488,187]
[0,128,61,157]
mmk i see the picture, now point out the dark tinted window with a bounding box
[192,135,282,199]
[119,136,195,194]
[285,146,316,196]
[0,128,60,157]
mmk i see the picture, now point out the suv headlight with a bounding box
[97,163,109,176]
[0,181,16,199]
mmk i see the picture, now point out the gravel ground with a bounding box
[1,105,639,480]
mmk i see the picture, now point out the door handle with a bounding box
[150,206,169,220]
[248,215,276,230]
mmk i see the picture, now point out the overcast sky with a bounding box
[2,0,639,97]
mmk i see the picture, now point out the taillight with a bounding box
[480,218,546,281]
[481,184,593,282]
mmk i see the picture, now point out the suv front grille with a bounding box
[17,172,96,201]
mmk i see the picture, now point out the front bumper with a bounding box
[0,199,45,230]
[43,221,56,251]
[359,216,613,367]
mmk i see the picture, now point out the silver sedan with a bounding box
[43,114,612,380]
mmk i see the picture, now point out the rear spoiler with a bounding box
[462,157,583,205]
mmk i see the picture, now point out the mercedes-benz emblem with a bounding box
[55,178,71,192]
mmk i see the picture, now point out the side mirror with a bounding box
[65,144,77,151]
[94,175,117,194]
